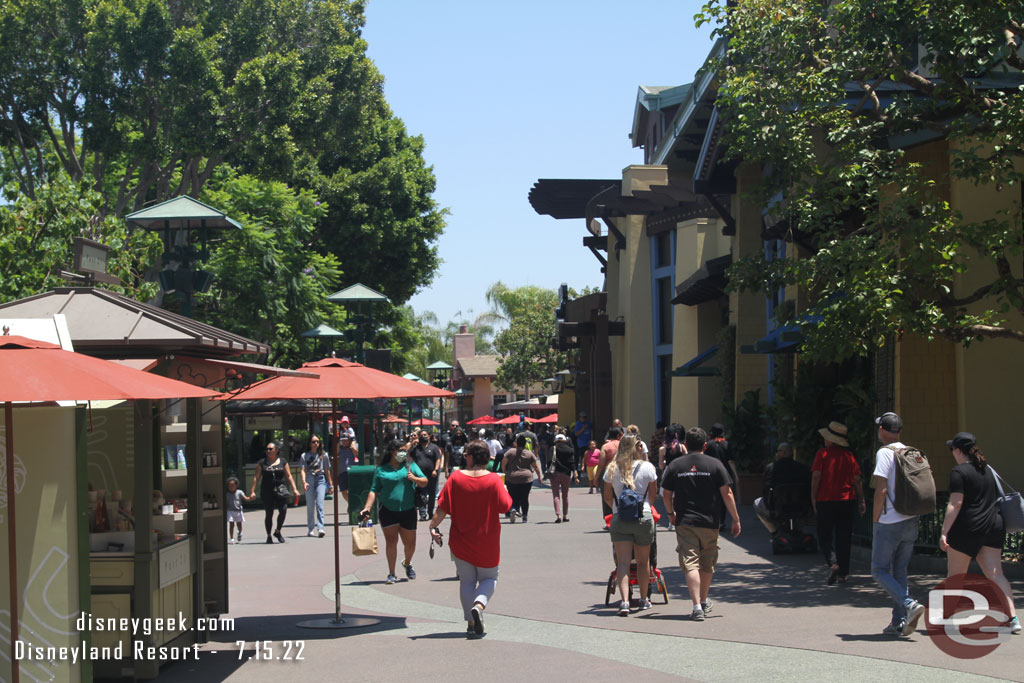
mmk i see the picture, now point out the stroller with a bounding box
[603,512,670,605]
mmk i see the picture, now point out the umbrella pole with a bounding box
[296,399,379,631]
[5,402,19,683]
[332,400,341,622]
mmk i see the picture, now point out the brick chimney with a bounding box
[453,328,475,362]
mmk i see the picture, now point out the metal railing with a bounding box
[852,492,1022,561]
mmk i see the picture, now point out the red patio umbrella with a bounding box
[227,357,453,401]
[493,414,522,425]
[224,357,453,629]
[409,417,440,426]
[0,335,220,683]
[535,413,559,423]
[466,415,497,425]
[380,415,409,424]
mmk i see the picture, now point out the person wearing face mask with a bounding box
[410,429,444,521]
[360,439,429,584]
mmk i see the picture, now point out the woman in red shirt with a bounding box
[811,421,866,585]
[429,440,513,638]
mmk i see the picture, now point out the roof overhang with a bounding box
[671,344,720,377]
[528,179,620,220]
[672,254,732,306]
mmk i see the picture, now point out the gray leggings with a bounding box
[453,557,499,622]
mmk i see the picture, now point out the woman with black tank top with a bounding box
[249,441,299,544]
[939,432,1019,634]
[658,423,686,474]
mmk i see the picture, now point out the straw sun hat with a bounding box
[818,421,849,447]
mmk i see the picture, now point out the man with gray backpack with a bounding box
[871,412,936,638]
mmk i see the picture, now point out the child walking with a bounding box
[226,477,253,543]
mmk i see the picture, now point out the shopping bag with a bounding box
[351,522,378,556]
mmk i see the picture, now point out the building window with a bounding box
[492,395,507,407]
[657,354,673,425]
[656,277,673,345]
[655,231,672,268]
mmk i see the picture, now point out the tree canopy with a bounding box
[697,1,1024,360]
[486,282,568,394]
[0,0,444,337]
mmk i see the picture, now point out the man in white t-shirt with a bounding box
[871,412,925,637]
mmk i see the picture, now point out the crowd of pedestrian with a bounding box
[236,407,1021,640]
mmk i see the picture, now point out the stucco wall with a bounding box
[948,146,1024,484]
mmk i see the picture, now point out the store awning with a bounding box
[671,344,720,377]
[672,254,731,306]
[740,317,822,354]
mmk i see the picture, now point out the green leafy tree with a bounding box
[0,0,444,306]
[0,176,161,302]
[443,309,496,353]
[193,172,343,367]
[697,1,1024,360]
[485,283,566,394]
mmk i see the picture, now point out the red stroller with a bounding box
[603,509,670,605]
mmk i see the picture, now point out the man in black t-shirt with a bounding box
[410,429,443,520]
[661,427,741,622]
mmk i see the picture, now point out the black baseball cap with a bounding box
[946,432,976,451]
[875,412,903,433]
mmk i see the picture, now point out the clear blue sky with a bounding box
[362,1,715,327]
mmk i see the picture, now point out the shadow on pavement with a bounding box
[408,631,476,640]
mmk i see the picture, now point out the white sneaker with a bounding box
[228,538,235,544]
[509,509,518,523]
[308,529,317,537]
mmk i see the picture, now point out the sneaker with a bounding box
[828,564,839,585]
[509,509,518,523]
[237,532,243,543]
[1007,616,1021,635]
[563,517,569,523]
[903,601,925,636]
[471,605,485,635]
[228,538,235,544]
[617,601,630,617]
[522,515,528,523]
[691,606,705,621]
[274,530,285,543]
[554,517,562,524]
[701,598,713,615]
[403,562,416,580]
[639,598,652,611]
[308,529,317,537]
[318,529,325,538]
[385,574,398,584]
[882,620,905,637]
[266,536,273,544]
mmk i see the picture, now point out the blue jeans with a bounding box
[306,476,327,532]
[871,517,919,622]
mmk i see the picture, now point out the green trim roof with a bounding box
[300,324,345,338]
[125,195,242,229]
[327,283,389,303]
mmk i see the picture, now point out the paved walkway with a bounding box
[153,483,1022,683]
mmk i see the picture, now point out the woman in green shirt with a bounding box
[360,439,428,584]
